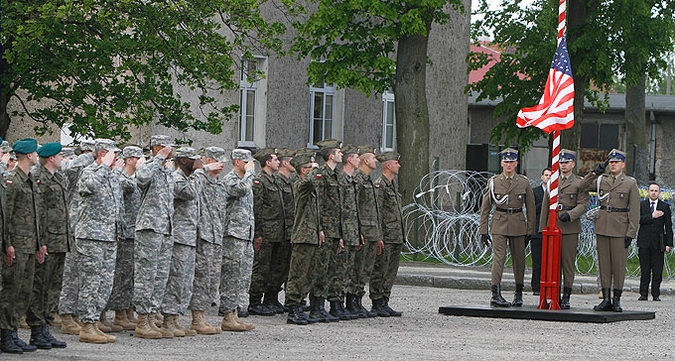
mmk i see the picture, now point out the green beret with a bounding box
[376,151,400,163]
[290,154,314,169]
[356,145,377,156]
[276,148,295,159]
[12,138,38,154]
[253,148,277,164]
[37,142,63,158]
[341,145,359,156]
[315,139,342,150]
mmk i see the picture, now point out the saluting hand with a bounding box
[101,150,116,167]
[135,156,146,170]
[0,153,9,165]
[158,146,173,159]
[244,160,256,172]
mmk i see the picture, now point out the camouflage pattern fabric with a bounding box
[192,169,226,246]
[135,155,174,235]
[133,230,173,314]
[171,168,198,247]
[76,238,117,323]
[311,165,342,239]
[369,243,402,301]
[118,169,141,240]
[107,238,135,311]
[58,252,80,315]
[189,239,222,311]
[223,169,255,241]
[75,162,124,242]
[218,236,251,314]
[161,243,196,315]
[284,243,319,308]
[291,174,320,245]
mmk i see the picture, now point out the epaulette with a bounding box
[518,174,529,181]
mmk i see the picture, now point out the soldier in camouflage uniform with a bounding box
[346,146,380,318]
[133,135,175,339]
[284,152,322,325]
[371,151,405,317]
[75,139,123,344]
[28,142,70,349]
[248,148,283,316]
[328,145,361,320]
[219,149,256,332]
[58,140,95,334]
[108,146,144,330]
[0,138,46,354]
[160,147,200,337]
[188,147,227,335]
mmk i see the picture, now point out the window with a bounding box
[309,83,336,145]
[580,122,618,150]
[238,57,267,147]
[382,91,396,151]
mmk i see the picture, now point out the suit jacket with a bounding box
[637,199,674,250]
[531,184,545,239]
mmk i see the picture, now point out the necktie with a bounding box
[651,201,656,213]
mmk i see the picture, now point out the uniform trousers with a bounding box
[45,252,67,317]
[490,235,526,285]
[328,244,356,302]
[76,238,117,323]
[349,241,378,297]
[218,236,252,314]
[58,251,80,315]
[189,239,222,311]
[28,252,65,326]
[596,235,628,289]
[0,252,34,330]
[133,230,173,314]
[370,243,402,301]
[107,238,134,311]
[561,233,579,288]
[161,243,196,315]
[284,243,323,307]
[312,237,339,300]
[250,238,289,297]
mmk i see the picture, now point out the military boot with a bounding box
[78,323,108,344]
[100,311,123,332]
[60,314,82,335]
[51,312,62,326]
[148,313,173,338]
[40,325,67,348]
[161,315,185,337]
[220,310,249,332]
[317,298,339,322]
[357,296,377,318]
[593,288,613,311]
[29,326,52,350]
[560,287,572,309]
[263,292,288,314]
[189,310,218,335]
[134,314,162,339]
[308,298,329,323]
[11,329,36,352]
[114,310,137,330]
[346,294,365,318]
[93,322,116,343]
[511,284,524,307]
[612,289,623,312]
[371,298,390,317]
[383,297,402,317]
[0,329,23,354]
[233,312,255,331]
[286,306,309,325]
[173,315,197,336]
[126,308,139,323]
[248,294,275,316]
[490,284,511,307]
[330,300,350,321]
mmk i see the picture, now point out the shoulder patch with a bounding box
[315,174,322,179]
[375,184,381,189]
[5,180,12,185]
[36,179,41,185]
[253,180,260,185]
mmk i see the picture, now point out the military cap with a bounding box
[559,149,576,163]
[356,145,377,156]
[376,151,400,163]
[294,148,316,158]
[607,148,626,162]
[290,154,315,169]
[276,148,295,159]
[12,138,38,154]
[500,148,518,162]
[341,145,359,156]
[9,152,16,160]
[37,142,63,157]
[0,140,8,148]
[231,148,253,162]
[80,139,96,152]
[1,142,12,154]
[174,147,200,160]
[60,147,75,158]
[122,146,143,159]
[253,148,277,164]
[95,138,120,152]
[150,135,174,147]
[204,146,227,162]
[315,139,342,150]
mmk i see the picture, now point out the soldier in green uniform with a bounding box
[539,149,589,309]
[248,148,283,316]
[581,149,640,312]
[0,138,46,354]
[479,148,536,308]
[371,151,405,317]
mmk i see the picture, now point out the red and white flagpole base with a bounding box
[538,209,562,310]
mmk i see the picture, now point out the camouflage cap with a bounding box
[276,148,295,159]
[12,138,38,154]
[204,146,227,162]
[9,152,16,160]
[122,146,143,159]
[80,139,96,152]
[174,146,200,160]
[95,138,120,152]
[290,154,315,169]
[253,147,277,164]
[356,145,377,156]
[37,142,63,158]
[607,148,626,162]
[150,135,174,147]
[60,147,75,158]
[294,148,316,158]
[231,148,253,162]
[341,145,359,156]
[1,141,12,154]
[315,139,342,150]
[376,151,400,163]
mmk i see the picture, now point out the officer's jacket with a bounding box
[581,172,640,238]
[253,170,285,243]
[354,169,382,243]
[479,173,536,237]
[539,173,589,235]
[375,175,405,244]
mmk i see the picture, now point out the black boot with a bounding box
[371,298,390,317]
[560,287,572,309]
[612,288,623,312]
[248,294,275,316]
[41,325,66,348]
[286,306,309,325]
[308,298,329,323]
[29,326,52,350]
[347,294,367,318]
[318,298,339,322]
[340,300,359,320]
[0,329,22,354]
[264,292,288,313]
[11,329,36,352]
[511,284,524,307]
[594,288,613,311]
[490,285,511,307]
[358,296,377,318]
[383,297,402,317]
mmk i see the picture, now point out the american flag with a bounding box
[516,37,574,134]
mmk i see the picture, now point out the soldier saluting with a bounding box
[480,148,535,308]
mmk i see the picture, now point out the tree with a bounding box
[290,0,463,204]
[1,0,288,141]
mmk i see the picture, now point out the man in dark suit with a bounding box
[530,168,551,296]
[637,182,673,301]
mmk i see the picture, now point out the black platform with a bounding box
[438,305,655,323]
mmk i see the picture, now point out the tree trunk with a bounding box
[0,54,12,139]
[625,77,648,182]
[394,29,431,206]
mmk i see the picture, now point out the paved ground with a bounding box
[12,262,674,360]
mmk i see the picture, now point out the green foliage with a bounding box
[290,0,463,94]
[1,0,288,140]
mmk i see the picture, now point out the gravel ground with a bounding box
[12,286,672,360]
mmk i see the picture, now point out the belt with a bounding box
[495,207,522,214]
[600,206,628,212]
[557,205,575,211]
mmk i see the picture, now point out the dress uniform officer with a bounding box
[581,149,640,312]
[539,149,589,309]
[479,148,536,307]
